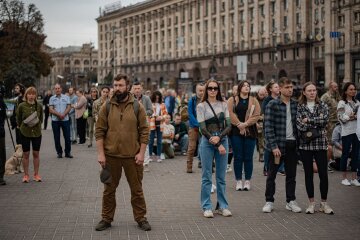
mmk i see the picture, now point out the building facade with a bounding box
[97,0,360,95]
[39,43,98,94]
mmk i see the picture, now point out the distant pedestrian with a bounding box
[16,87,43,183]
[68,87,78,144]
[186,83,205,173]
[73,89,87,145]
[49,84,73,158]
[172,113,188,155]
[86,87,98,147]
[95,74,151,231]
[93,86,110,122]
[337,82,360,186]
[42,89,52,130]
[296,82,334,214]
[262,77,301,214]
[197,79,232,218]
[149,91,167,162]
[0,96,7,186]
[10,83,25,144]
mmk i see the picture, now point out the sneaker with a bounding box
[157,157,162,163]
[262,202,274,213]
[235,180,243,191]
[351,179,360,186]
[198,161,202,168]
[327,166,334,173]
[211,184,216,193]
[285,201,302,213]
[243,180,251,191]
[33,174,42,182]
[137,220,151,231]
[216,208,232,217]
[341,179,351,186]
[143,164,149,172]
[181,152,187,156]
[263,170,268,176]
[305,202,316,214]
[203,209,214,218]
[22,175,30,183]
[226,164,232,173]
[160,153,165,160]
[319,202,334,215]
[95,220,111,231]
[278,171,286,176]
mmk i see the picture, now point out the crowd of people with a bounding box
[1,74,360,231]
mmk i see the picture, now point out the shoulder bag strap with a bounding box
[205,100,222,130]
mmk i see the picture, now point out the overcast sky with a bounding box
[22,0,143,49]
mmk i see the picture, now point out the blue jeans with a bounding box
[175,134,189,153]
[231,135,256,180]
[264,149,285,173]
[69,113,77,141]
[200,136,229,211]
[52,120,71,155]
[149,126,162,156]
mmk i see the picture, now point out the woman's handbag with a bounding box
[301,128,321,143]
[23,111,39,127]
[83,109,89,119]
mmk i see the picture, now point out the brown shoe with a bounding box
[186,168,193,173]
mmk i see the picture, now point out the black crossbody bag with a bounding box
[205,100,222,134]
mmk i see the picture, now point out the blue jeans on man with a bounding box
[69,113,77,143]
[200,136,229,211]
[52,120,71,157]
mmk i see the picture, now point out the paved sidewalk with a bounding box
[0,128,359,240]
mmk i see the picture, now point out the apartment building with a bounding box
[97,0,360,94]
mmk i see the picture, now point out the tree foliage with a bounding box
[0,0,53,96]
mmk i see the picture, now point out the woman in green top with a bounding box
[16,87,43,183]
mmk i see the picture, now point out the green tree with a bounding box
[0,0,53,96]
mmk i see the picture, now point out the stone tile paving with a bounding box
[0,129,359,240]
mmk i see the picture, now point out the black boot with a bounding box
[95,220,111,231]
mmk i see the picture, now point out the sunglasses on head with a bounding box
[207,87,219,91]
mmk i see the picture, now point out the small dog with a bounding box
[5,144,24,175]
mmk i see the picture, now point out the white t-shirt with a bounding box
[162,123,175,144]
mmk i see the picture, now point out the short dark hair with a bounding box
[133,81,141,86]
[174,113,181,118]
[278,77,292,87]
[114,74,130,86]
[101,86,110,91]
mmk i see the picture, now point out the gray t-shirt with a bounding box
[286,102,295,140]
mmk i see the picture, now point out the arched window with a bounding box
[256,71,265,84]
[84,60,90,65]
[74,59,80,65]
[278,69,288,79]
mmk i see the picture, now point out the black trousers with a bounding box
[44,108,50,130]
[76,117,87,144]
[265,140,297,203]
[300,150,328,200]
[0,137,6,179]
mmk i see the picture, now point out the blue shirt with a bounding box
[69,94,78,115]
[49,94,70,121]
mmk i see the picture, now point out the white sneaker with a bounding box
[285,201,302,213]
[203,209,214,218]
[160,153,165,160]
[319,202,334,215]
[341,179,351,186]
[216,208,232,217]
[235,180,243,191]
[143,164,149,172]
[226,164,232,173]
[243,180,251,191]
[211,184,216,193]
[305,202,316,214]
[262,202,274,213]
[351,179,360,186]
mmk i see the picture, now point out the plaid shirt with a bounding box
[264,98,298,154]
[296,101,329,150]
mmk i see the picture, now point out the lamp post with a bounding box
[106,26,120,83]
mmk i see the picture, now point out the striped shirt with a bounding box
[264,98,298,154]
[296,101,329,150]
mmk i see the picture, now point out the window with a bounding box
[338,34,345,48]
[284,16,288,28]
[315,47,320,59]
[338,15,345,27]
[281,50,287,60]
[296,13,301,25]
[284,33,290,43]
[355,32,360,46]
[260,5,264,16]
[283,0,288,10]
[355,12,360,24]
[258,53,263,63]
[296,0,301,7]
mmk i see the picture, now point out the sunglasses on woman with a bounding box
[207,87,219,91]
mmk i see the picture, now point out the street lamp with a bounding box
[105,26,120,82]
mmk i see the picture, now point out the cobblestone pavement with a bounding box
[0,127,359,240]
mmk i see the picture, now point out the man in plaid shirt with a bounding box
[262,77,302,213]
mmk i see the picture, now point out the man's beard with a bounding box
[115,91,128,103]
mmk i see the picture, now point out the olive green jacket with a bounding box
[16,101,43,138]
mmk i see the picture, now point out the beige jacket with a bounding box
[95,94,149,158]
[227,96,261,136]
[74,95,87,119]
